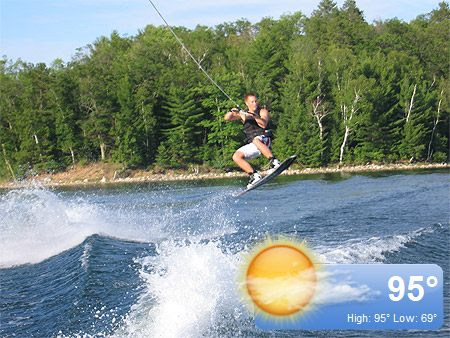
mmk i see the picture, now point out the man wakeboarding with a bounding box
[224,93,281,188]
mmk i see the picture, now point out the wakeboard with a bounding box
[233,155,297,197]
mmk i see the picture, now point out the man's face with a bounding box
[245,96,258,111]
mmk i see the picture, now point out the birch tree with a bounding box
[338,87,362,164]
[328,48,358,164]
[427,79,449,161]
[310,95,332,147]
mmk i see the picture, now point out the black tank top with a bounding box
[242,107,269,143]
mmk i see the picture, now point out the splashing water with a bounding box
[0,187,104,267]
[115,240,251,338]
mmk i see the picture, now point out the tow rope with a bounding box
[147,0,242,109]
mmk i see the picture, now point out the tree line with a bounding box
[1,0,449,180]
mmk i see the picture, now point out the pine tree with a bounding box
[155,85,204,167]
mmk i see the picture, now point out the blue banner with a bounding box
[254,264,443,330]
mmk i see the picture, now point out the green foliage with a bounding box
[199,73,246,167]
[0,2,448,179]
[155,84,204,167]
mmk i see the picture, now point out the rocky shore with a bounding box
[1,162,448,190]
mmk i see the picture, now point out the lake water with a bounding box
[1,169,449,337]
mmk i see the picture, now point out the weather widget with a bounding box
[240,237,443,330]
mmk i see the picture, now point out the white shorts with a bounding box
[236,135,272,160]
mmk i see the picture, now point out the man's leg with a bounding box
[233,149,263,188]
[252,137,274,159]
[252,137,280,172]
[232,151,255,174]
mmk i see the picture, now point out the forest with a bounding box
[1,0,449,180]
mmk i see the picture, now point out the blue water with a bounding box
[1,169,449,337]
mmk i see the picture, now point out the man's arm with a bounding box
[224,108,245,122]
[254,108,269,128]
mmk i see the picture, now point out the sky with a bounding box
[0,0,442,65]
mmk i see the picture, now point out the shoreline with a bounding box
[1,162,448,190]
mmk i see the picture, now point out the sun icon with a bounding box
[239,235,319,325]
